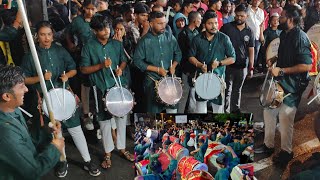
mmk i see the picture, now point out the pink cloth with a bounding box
[193,2,208,12]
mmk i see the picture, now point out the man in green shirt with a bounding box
[133,11,182,113]
[188,10,236,113]
[80,15,134,169]
[255,5,313,168]
[0,65,64,180]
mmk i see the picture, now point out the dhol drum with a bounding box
[178,156,208,179]
[168,143,189,161]
[146,129,159,140]
[156,77,183,105]
[230,164,254,180]
[135,159,150,175]
[195,72,224,100]
[266,38,280,61]
[104,86,134,117]
[259,80,284,109]
[187,138,195,147]
[42,88,77,121]
[162,135,179,143]
[158,152,172,172]
[185,170,214,180]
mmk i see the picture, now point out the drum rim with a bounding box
[157,77,183,105]
[185,170,214,180]
[42,88,77,121]
[105,86,134,117]
[195,72,223,100]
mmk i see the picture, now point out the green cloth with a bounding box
[0,108,60,180]
[142,159,178,180]
[277,27,312,107]
[133,31,182,113]
[188,32,236,105]
[135,143,151,156]
[20,43,80,129]
[227,142,249,156]
[214,168,230,180]
[70,15,94,46]
[0,26,18,42]
[80,37,128,92]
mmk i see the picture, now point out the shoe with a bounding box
[255,144,274,154]
[96,129,102,140]
[84,161,101,177]
[272,150,293,167]
[55,161,68,178]
[83,117,94,130]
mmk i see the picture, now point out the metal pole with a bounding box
[42,0,48,21]
[17,0,65,160]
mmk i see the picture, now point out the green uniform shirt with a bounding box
[133,31,182,81]
[70,15,94,46]
[277,27,312,107]
[188,31,236,104]
[80,37,128,93]
[0,108,60,180]
[194,137,209,163]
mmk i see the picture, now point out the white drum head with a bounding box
[42,88,76,121]
[105,87,134,117]
[307,24,320,50]
[195,73,222,100]
[146,129,152,138]
[158,77,183,105]
[187,138,195,147]
[266,38,280,61]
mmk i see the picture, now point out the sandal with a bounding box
[121,151,134,162]
[101,155,112,169]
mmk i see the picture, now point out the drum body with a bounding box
[162,135,179,143]
[157,77,183,105]
[146,129,159,140]
[185,170,214,180]
[158,152,172,172]
[42,88,76,121]
[178,156,208,179]
[195,73,223,100]
[104,86,134,117]
[259,80,284,109]
[168,143,189,161]
[135,159,149,175]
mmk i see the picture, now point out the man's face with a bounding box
[150,16,167,35]
[185,3,194,14]
[95,26,111,40]
[278,10,289,30]
[270,16,279,27]
[216,1,222,11]
[194,14,202,28]
[251,0,261,7]
[223,2,231,13]
[124,8,135,22]
[234,11,247,25]
[173,3,181,12]
[136,13,149,24]
[205,17,219,35]
[6,83,28,107]
[37,27,53,48]
[97,0,108,11]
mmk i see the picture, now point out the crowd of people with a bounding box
[0,0,319,179]
[134,119,254,179]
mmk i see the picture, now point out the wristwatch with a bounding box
[279,68,285,76]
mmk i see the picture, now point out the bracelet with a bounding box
[157,67,160,74]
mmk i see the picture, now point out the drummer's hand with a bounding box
[60,74,68,82]
[270,67,280,77]
[201,64,207,73]
[267,56,277,67]
[158,68,167,77]
[44,71,52,80]
[247,68,253,79]
[169,66,175,75]
[104,58,112,68]
[116,67,123,76]
[211,60,219,70]
[49,121,62,136]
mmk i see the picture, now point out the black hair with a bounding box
[283,4,302,26]
[112,18,125,29]
[222,0,231,7]
[148,11,165,22]
[235,3,248,12]
[0,65,25,102]
[35,21,54,33]
[90,15,111,31]
[202,10,218,24]
[0,9,17,26]
[188,11,201,23]
[82,0,98,8]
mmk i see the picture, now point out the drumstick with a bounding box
[18,107,33,118]
[117,65,126,102]
[170,60,177,93]
[106,57,120,88]
[45,70,62,107]
[307,93,320,105]
[63,71,65,110]
[161,61,169,89]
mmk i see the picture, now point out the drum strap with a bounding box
[36,90,44,127]
[147,75,159,86]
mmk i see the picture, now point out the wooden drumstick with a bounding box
[307,93,320,105]
[18,107,33,118]
[161,61,169,89]
[117,65,126,102]
[63,71,65,110]
[106,57,120,88]
[45,70,62,107]
[171,60,177,93]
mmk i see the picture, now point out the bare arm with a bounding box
[282,64,312,74]
[248,47,254,69]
